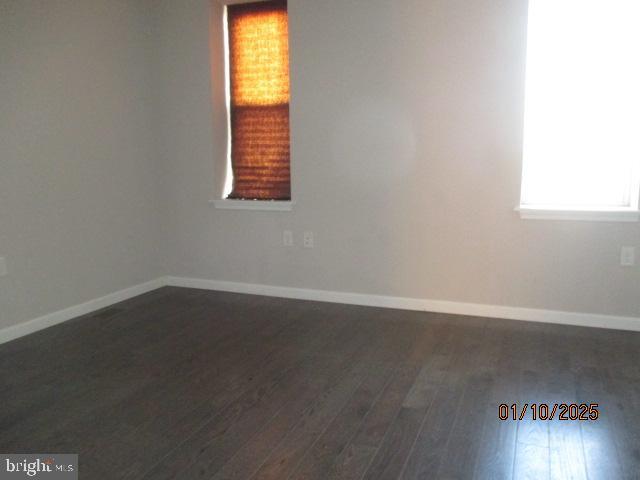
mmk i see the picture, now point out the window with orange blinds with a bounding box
[226,0,291,200]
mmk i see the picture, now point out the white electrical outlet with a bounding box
[283,230,293,247]
[303,231,314,248]
[621,247,636,266]
[0,257,7,277]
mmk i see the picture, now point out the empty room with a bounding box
[1,0,640,478]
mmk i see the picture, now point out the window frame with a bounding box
[517,0,640,222]
[211,0,294,211]
[516,206,640,222]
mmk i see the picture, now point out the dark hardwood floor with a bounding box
[1,287,640,479]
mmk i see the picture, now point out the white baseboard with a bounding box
[0,278,167,345]
[167,276,640,332]
[3,275,638,346]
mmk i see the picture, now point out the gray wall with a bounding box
[0,0,163,329]
[158,0,640,318]
[2,0,639,332]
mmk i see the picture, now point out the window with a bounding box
[223,0,291,201]
[519,0,640,220]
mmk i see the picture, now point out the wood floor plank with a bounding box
[246,366,368,480]
[435,331,499,479]
[142,355,341,480]
[140,310,380,480]
[214,312,425,480]
[0,294,214,442]
[2,288,640,480]
[596,371,640,480]
[472,321,522,480]
[362,320,465,480]
[114,307,360,479]
[571,328,626,480]
[325,364,422,480]
[398,318,488,480]
[244,314,408,480]
[211,356,373,480]
[543,327,588,480]
[512,326,551,480]
[287,364,393,480]
[2,298,312,477]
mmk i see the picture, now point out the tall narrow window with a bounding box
[520,0,640,217]
[225,0,291,200]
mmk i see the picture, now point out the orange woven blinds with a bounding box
[227,0,291,200]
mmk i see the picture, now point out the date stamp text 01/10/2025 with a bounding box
[498,403,599,421]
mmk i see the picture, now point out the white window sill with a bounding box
[516,206,640,222]
[210,199,294,211]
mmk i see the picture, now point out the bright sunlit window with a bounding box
[520,0,640,219]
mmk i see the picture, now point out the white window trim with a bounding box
[211,199,294,211]
[517,1,640,223]
[516,205,639,222]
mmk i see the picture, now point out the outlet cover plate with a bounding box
[621,247,636,266]
[303,231,314,248]
[283,230,293,247]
